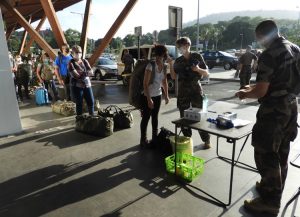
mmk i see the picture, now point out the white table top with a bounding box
[172,101,258,140]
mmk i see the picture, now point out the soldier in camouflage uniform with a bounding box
[239,45,258,89]
[236,20,299,215]
[170,37,211,149]
[16,56,32,101]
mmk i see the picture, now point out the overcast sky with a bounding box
[35,0,300,39]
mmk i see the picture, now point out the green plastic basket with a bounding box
[165,153,205,182]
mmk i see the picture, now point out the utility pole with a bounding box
[240,33,243,51]
[196,0,200,52]
[70,11,84,20]
[71,9,93,57]
[297,6,300,35]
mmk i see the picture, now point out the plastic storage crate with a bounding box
[165,153,205,182]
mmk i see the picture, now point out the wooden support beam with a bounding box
[40,0,67,49]
[89,0,138,66]
[23,15,46,54]
[80,0,92,58]
[18,15,32,55]
[0,0,57,60]
[6,25,16,40]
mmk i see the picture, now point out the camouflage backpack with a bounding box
[40,64,54,81]
[129,59,167,109]
[128,60,155,109]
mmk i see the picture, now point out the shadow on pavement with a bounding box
[0,127,73,150]
[36,128,105,149]
[21,110,66,122]
[0,147,180,217]
[18,101,40,110]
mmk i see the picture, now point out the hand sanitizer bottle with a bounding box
[202,94,208,113]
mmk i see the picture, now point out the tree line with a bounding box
[7,16,300,56]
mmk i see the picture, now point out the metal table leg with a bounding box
[216,135,257,171]
[185,140,236,207]
[174,124,178,175]
[227,140,236,206]
[284,187,300,208]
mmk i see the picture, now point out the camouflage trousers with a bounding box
[239,66,252,88]
[252,96,298,206]
[177,81,210,143]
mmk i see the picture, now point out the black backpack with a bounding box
[16,63,32,82]
[156,127,175,157]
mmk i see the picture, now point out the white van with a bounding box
[117,44,178,92]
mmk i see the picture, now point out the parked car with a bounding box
[93,57,121,81]
[101,53,116,61]
[224,49,237,56]
[117,45,178,92]
[201,50,238,70]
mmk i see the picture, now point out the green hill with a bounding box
[184,10,299,27]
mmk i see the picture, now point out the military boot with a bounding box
[204,141,211,149]
[244,197,280,215]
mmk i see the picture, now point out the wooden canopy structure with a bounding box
[2,0,82,32]
[0,0,138,65]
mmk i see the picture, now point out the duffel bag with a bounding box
[99,105,134,130]
[75,114,113,137]
[52,100,76,116]
[156,127,175,156]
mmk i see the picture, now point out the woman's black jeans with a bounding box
[140,94,162,141]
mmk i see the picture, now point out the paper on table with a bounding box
[232,119,252,127]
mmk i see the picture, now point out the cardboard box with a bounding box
[184,108,202,122]
[222,112,237,120]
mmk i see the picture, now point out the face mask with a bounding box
[256,33,271,48]
[163,54,168,62]
[179,47,187,54]
[43,58,49,64]
[73,53,82,60]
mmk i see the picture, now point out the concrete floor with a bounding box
[0,78,299,217]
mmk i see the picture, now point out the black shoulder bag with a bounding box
[98,105,134,130]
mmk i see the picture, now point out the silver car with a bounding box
[93,57,121,80]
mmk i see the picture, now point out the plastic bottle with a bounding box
[202,94,208,113]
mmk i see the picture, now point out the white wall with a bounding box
[0,9,22,136]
